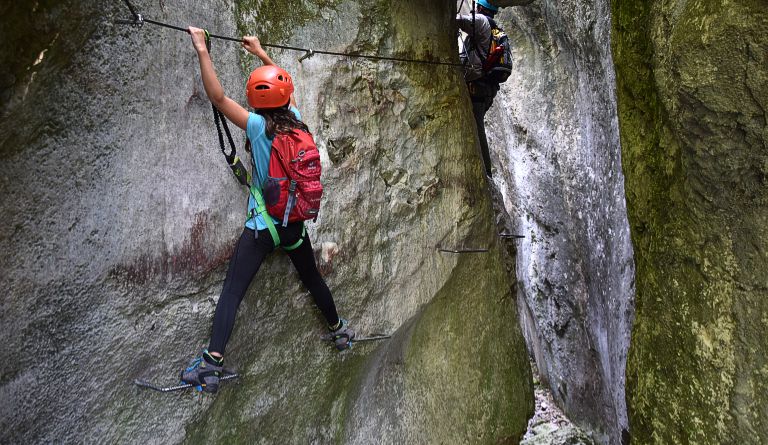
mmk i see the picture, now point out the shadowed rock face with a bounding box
[481,1,634,443]
[0,0,533,444]
[613,1,768,443]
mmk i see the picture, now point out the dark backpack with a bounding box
[262,130,323,226]
[481,19,513,83]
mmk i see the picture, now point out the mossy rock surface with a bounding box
[612,0,768,443]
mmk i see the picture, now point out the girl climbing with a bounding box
[180,27,355,393]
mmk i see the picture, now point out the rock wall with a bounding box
[612,0,768,443]
[481,1,635,443]
[0,1,533,443]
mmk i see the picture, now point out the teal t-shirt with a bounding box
[245,106,302,230]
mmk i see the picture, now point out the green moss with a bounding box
[404,218,533,444]
[613,0,768,443]
[235,0,341,41]
[234,0,342,76]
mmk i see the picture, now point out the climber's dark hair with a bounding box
[257,105,310,138]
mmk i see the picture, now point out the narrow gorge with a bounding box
[0,1,765,444]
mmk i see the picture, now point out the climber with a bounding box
[180,26,355,393]
[457,0,502,178]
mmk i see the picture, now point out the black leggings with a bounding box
[208,222,339,354]
[468,79,500,177]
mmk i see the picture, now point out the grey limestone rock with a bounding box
[0,0,533,443]
[482,1,635,444]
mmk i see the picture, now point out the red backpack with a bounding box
[262,130,323,226]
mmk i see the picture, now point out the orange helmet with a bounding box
[246,65,294,109]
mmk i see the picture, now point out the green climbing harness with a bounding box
[204,34,303,252]
[214,105,304,252]
[246,183,305,251]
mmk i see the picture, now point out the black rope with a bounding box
[212,100,252,187]
[470,1,488,65]
[117,1,464,68]
[290,46,463,68]
[142,18,243,44]
[212,106,236,160]
[206,37,252,187]
[122,0,139,19]
[472,0,476,55]
[465,1,493,71]
[457,0,472,71]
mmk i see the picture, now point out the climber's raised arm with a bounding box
[243,36,276,66]
[242,36,297,107]
[189,26,249,130]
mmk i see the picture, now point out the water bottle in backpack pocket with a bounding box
[263,176,285,207]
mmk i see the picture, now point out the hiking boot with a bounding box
[330,319,356,351]
[180,350,223,393]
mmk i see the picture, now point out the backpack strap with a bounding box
[271,132,301,228]
[479,18,501,64]
[248,185,281,248]
[247,184,306,251]
[468,11,492,62]
[283,180,298,227]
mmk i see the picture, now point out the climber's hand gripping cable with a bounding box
[189,26,211,54]
[189,27,249,128]
[190,27,252,187]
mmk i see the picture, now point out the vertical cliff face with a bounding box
[612,0,768,443]
[482,1,634,443]
[613,1,768,443]
[0,1,533,443]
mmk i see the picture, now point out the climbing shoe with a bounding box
[329,319,356,351]
[180,350,223,393]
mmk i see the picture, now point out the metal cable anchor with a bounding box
[115,13,144,27]
[299,49,315,63]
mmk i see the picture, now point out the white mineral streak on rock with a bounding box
[483,0,636,443]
